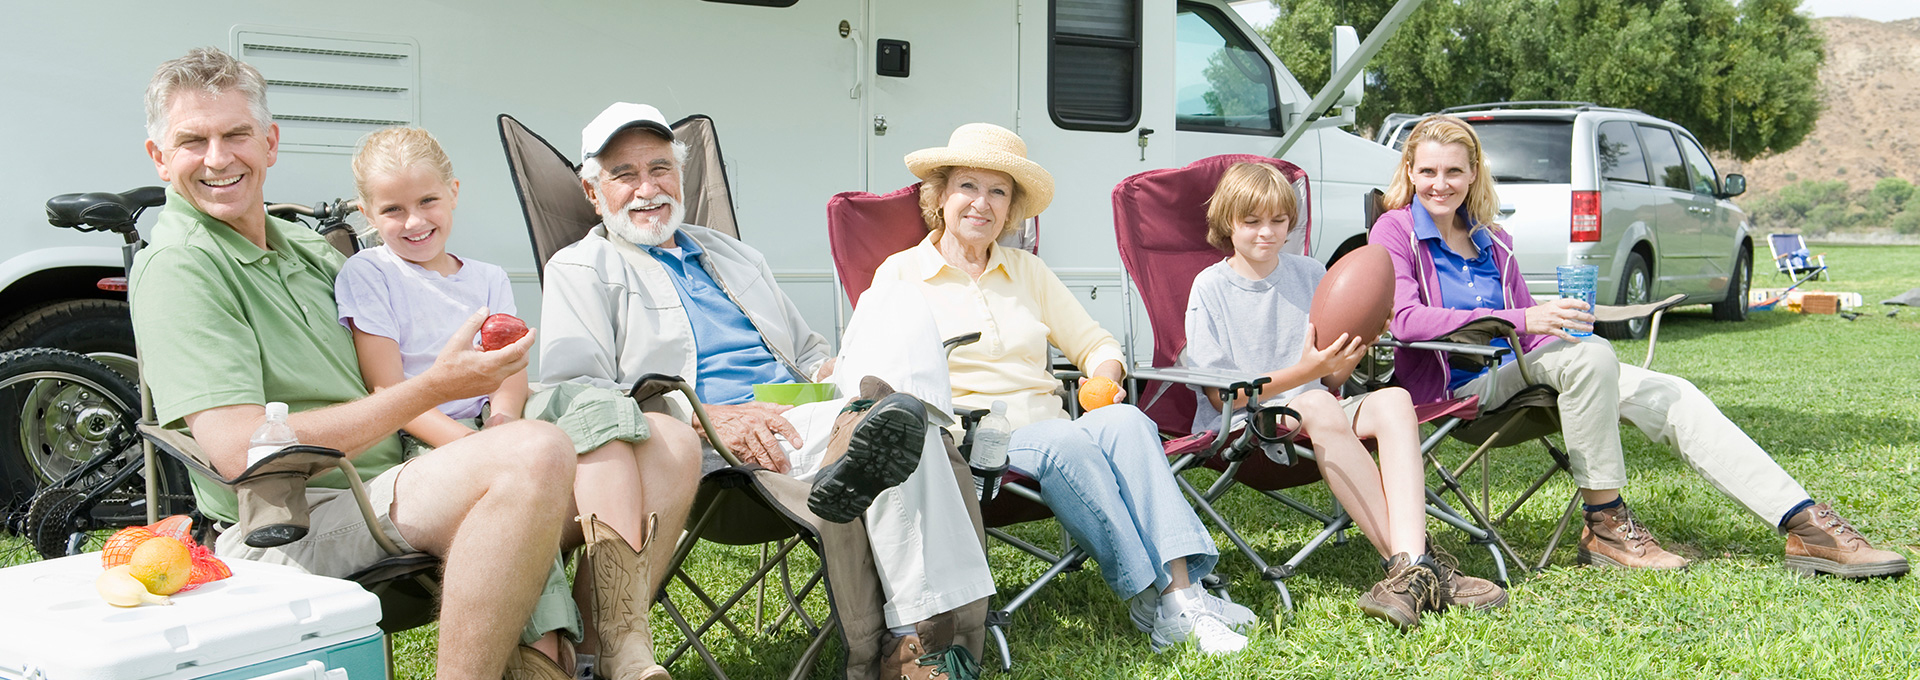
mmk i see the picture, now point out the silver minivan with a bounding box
[1377,103,1753,339]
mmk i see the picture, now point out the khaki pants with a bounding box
[1454,336,1810,525]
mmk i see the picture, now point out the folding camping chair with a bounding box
[1768,233,1828,282]
[1108,154,1511,609]
[825,183,1240,671]
[499,113,843,680]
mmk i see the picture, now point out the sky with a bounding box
[1228,0,1920,29]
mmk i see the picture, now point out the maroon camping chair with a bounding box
[825,185,1223,670]
[1112,155,1512,599]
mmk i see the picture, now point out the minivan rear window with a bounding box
[1471,121,1573,184]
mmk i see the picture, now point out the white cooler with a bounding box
[0,553,385,680]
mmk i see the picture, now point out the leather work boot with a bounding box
[580,514,670,680]
[1356,553,1440,630]
[1576,503,1690,570]
[502,644,572,680]
[1426,540,1508,612]
[1783,502,1911,579]
[808,376,929,523]
[879,614,982,680]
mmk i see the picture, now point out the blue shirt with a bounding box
[645,231,792,404]
[1411,199,1512,390]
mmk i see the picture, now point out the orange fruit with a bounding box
[102,526,157,569]
[126,536,194,595]
[1078,376,1121,412]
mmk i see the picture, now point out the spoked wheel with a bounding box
[0,348,192,552]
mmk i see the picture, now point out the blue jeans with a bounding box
[1008,404,1218,598]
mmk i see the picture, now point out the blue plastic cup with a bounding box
[1556,265,1598,337]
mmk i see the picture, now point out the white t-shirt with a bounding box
[334,245,516,419]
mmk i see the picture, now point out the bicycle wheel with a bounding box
[0,348,192,554]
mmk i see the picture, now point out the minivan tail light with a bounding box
[1571,191,1601,242]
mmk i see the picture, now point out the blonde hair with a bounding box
[1383,115,1501,228]
[352,127,455,204]
[1204,162,1300,253]
[917,165,1027,239]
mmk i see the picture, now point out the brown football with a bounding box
[1306,245,1394,350]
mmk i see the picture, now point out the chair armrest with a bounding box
[1592,293,1686,323]
[1376,338,1511,358]
[1130,365,1270,394]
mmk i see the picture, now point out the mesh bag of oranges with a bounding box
[102,515,232,594]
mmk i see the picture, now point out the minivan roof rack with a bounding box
[1440,101,1646,115]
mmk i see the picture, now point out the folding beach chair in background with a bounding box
[1768,233,1828,282]
[498,113,846,679]
[1111,154,1511,606]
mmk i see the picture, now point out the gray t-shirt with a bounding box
[1181,254,1326,433]
[334,246,516,419]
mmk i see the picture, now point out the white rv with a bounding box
[1,0,1397,371]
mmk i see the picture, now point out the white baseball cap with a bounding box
[580,102,673,159]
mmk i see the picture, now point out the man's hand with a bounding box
[421,309,535,401]
[698,402,798,473]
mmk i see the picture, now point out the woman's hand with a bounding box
[1525,298,1594,342]
[1080,359,1129,404]
[1299,323,1368,382]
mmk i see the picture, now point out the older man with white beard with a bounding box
[534,103,995,680]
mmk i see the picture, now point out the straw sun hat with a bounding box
[905,123,1055,219]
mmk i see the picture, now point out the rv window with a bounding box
[702,0,798,6]
[1173,4,1281,135]
[1050,0,1142,131]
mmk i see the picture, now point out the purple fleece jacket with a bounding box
[1367,205,1552,405]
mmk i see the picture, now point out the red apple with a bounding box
[478,313,529,351]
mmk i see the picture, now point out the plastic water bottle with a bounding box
[970,401,1012,502]
[247,402,299,467]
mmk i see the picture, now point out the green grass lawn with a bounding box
[8,245,1919,679]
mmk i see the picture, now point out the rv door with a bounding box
[860,1,1021,193]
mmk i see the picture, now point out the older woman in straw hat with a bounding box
[869,123,1255,656]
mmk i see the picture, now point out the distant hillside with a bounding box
[1722,17,1920,238]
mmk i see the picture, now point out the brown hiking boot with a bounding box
[1783,502,1911,579]
[1576,503,1690,570]
[503,644,572,680]
[808,376,929,523]
[580,514,670,680]
[879,615,982,680]
[1356,553,1440,630]
[1426,540,1508,612]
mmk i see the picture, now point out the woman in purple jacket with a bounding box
[1368,115,1907,578]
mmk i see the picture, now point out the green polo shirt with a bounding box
[128,190,403,523]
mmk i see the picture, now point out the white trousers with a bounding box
[777,281,993,627]
[1455,336,1810,525]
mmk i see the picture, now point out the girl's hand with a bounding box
[1525,298,1594,342]
[484,413,518,429]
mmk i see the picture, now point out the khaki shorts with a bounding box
[213,461,415,577]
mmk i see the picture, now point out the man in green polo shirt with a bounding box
[128,47,583,680]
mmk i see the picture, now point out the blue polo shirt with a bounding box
[645,231,792,404]
[1411,199,1512,390]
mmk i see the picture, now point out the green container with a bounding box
[753,382,839,405]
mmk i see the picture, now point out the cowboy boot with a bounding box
[502,644,572,680]
[580,514,670,680]
[808,376,929,523]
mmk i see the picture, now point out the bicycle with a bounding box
[1,187,361,562]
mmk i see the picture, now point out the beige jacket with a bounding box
[537,224,831,420]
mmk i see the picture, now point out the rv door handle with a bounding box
[874,115,888,136]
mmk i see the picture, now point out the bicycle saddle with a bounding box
[46,186,166,233]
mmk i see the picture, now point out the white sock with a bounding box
[890,624,918,637]
[1159,586,1205,617]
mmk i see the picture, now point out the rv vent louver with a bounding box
[234,28,421,153]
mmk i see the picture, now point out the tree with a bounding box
[1256,0,1824,160]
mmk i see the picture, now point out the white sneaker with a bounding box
[1150,609,1249,655]
[1128,589,1158,633]
[1188,584,1257,633]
